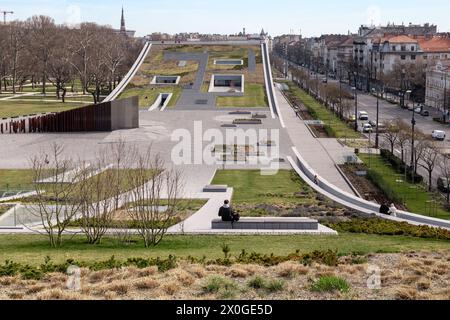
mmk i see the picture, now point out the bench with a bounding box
[212,217,319,230]
[203,185,228,193]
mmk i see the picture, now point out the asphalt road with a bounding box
[281,57,450,194]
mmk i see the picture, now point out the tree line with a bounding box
[0,16,143,103]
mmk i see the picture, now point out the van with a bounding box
[437,177,450,193]
[358,111,369,121]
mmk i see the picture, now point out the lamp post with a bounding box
[407,89,416,182]
[372,87,380,149]
[353,85,358,132]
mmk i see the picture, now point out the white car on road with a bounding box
[432,130,446,141]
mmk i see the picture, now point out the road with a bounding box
[281,56,450,149]
[279,55,450,195]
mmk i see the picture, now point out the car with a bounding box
[407,105,415,111]
[420,110,430,117]
[348,115,356,122]
[432,130,446,141]
[358,111,369,121]
[362,123,373,133]
[414,107,422,114]
[437,177,450,193]
[368,121,386,132]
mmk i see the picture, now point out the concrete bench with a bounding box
[203,185,228,193]
[212,217,319,230]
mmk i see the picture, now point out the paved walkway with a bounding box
[275,87,355,194]
[248,49,256,73]
[0,92,38,101]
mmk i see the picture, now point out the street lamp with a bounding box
[352,85,358,132]
[372,87,380,149]
[406,89,416,182]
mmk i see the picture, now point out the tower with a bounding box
[120,6,126,33]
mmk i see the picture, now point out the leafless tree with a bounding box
[419,140,440,191]
[396,121,410,163]
[29,143,82,248]
[47,31,74,102]
[77,157,115,245]
[125,149,184,247]
[27,15,57,95]
[383,121,401,154]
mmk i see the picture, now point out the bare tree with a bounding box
[126,149,183,248]
[383,121,400,154]
[29,143,82,248]
[419,140,440,191]
[396,121,410,163]
[47,31,73,102]
[27,15,57,95]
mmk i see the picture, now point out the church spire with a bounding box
[120,6,126,32]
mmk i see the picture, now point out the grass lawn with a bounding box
[211,170,315,205]
[119,86,182,108]
[0,100,80,118]
[359,154,450,220]
[216,84,268,108]
[0,233,448,266]
[0,170,35,191]
[286,82,360,139]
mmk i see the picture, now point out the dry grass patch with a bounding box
[134,278,160,290]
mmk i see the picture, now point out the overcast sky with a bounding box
[2,0,449,37]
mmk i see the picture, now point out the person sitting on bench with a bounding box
[218,200,240,222]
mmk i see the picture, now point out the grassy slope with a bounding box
[0,233,448,266]
[0,170,35,191]
[359,154,450,220]
[216,84,268,108]
[287,82,360,139]
[0,101,80,118]
[119,86,182,108]
[211,170,316,205]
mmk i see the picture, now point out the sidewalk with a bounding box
[275,87,355,194]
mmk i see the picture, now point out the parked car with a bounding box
[362,123,373,133]
[420,110,430,117]
[348,115,356,122]
[414,107,422,114]
[432,130,446,141]
[368,121,387,133]
[437,177,450,193]
[358,111,369,121]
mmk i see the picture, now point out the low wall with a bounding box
[289,147,450,230]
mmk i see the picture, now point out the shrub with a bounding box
[300,250,338,267]
[311,276,350,293]
[266,279,285,293]
[248,276,266,289]
[202,276,237,296]
[327,218,450,240]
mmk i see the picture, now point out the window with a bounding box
[411,55,416,60]
[401,45,406,51]
[424,55,428,60]
[411,46,415,51]
[401,55,406,60]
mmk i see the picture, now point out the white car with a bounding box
[358,111,369,121]
[362,123,373,133]
[432,130,446,141]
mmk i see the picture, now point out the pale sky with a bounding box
[1,0,450,37]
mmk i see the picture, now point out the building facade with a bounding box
[425,61,450,110]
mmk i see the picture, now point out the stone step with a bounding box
[212,217,319,230]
